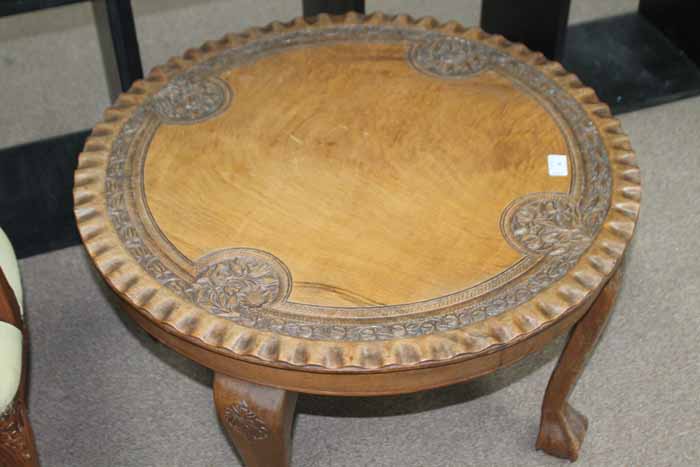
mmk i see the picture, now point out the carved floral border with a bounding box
[74,13,641,370]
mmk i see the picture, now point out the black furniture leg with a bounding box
[481,0,571,60]
[639,0,700,65]
[303,0,365,17]
[93,0,144,100]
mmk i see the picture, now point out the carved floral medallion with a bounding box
[149,76,231,124]
[502,193,595,258]
[409,36,488,77]
[224,401,270,441]
[187,249,291,316]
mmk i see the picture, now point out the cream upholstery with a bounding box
[0,322,22,411]
[0,227,22,313]
[0,227,22,412]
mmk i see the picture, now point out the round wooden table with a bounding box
[74,13,641,466]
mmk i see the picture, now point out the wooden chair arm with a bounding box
[0,267,22,330]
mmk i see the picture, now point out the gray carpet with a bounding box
[16,94,700,466]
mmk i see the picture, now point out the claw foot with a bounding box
[536,403,589,461]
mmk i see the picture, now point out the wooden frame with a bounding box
[0,269,39,466]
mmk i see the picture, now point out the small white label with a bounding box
[547,154,568,176]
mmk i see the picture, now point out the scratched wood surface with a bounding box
[144,43,571,307]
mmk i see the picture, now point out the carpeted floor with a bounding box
[16,92,700,466]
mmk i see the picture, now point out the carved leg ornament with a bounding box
[0,400,39,467]
[213,373,298,467]
[536,268,622,461]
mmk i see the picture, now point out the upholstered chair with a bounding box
[0,227,38,466]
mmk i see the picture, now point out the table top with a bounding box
[74,13,640,372]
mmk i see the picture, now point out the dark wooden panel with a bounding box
[481,0,571,60]
[93,0,143,97]
[563,13,700,114]
[639,0,700,65]
[0,131,88,258]
[0,0,85,17]
[303,0,364,16]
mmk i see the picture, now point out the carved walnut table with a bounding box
[74,13,641,466]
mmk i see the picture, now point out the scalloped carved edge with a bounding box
[73,12,641,371]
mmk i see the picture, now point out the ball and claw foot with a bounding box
[536,402,589,461]
[535,268,622,462]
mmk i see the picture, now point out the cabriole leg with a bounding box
[536,268,622,460]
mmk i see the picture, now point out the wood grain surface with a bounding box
[144,43,570,306]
